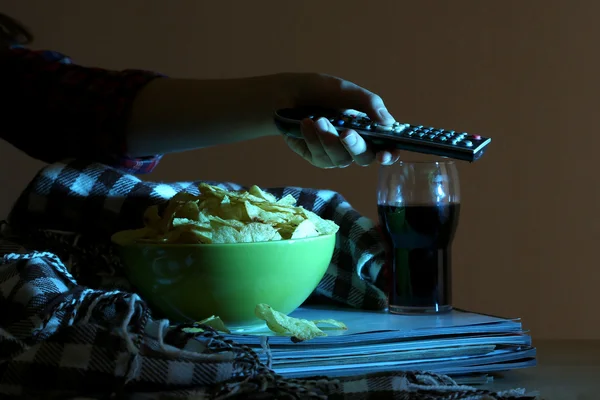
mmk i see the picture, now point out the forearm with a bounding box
[125,73,293,157]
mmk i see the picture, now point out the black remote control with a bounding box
[273,107,492,162]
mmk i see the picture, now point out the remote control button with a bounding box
[436,136,448,142]
[395,124,409,133]
[463,140,473,147]
[335,119,345,126]
[418,132,426,138]
[428,134,436,139]
[451,139,460,145]
[473,135,482,140]
[374,124,393,132]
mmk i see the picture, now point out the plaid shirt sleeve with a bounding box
[0,47,165,175]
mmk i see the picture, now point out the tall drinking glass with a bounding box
[377,161,460,314]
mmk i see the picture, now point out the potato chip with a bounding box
[181,315,231,334]
[143,205,162,226]
[171,191,201,203]
[169,222,212,244]
[208,215,245,230]
[277,219,319,240]
[115,183,339,245]
[254,303,347,342]
[243,201,290,224]
[218,196,246,221]
[198,197,221,214]
[174,200,201,221]
[276,194,297,206]
[248,185,277,203]
[212,225,242,244]
[290,219,320,239]
[300,209,340,236]
[239,223,282,243]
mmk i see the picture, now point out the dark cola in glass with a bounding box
[377,160,460,314]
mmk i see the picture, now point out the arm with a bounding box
[125,74,291,157]
[0,47,164,174]
[2,47,400,172]
[125,72,401,167]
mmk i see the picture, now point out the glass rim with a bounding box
[383,160,456,166]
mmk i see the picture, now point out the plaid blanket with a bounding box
[0,160,540,399]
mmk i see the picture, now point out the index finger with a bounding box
[314,75,396,125]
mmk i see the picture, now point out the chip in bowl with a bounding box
[114,183,339,245]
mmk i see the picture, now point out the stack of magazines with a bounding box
[223,305,536,384]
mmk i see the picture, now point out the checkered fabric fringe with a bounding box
[0,160,540,399]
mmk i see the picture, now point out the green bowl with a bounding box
[111,231,336,328]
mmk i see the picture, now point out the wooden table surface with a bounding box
[483,340,600,400]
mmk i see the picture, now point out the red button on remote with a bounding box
[473,135,482,140]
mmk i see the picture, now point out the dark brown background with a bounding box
[3,0,598,339]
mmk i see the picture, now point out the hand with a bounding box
[281,73,402,169]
